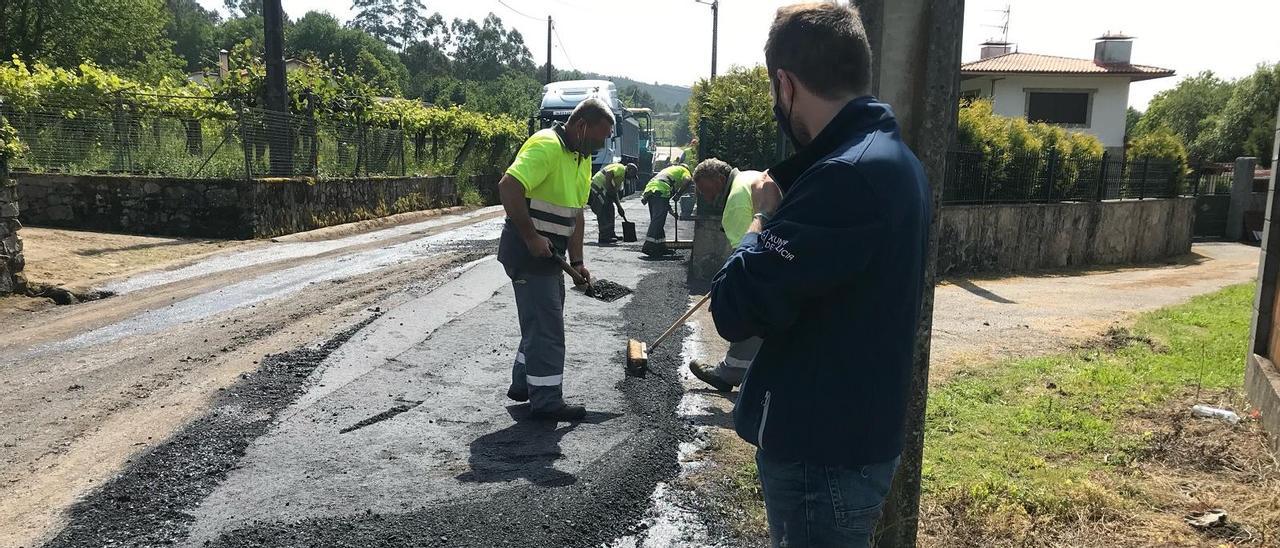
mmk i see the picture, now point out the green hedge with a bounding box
[688,66,777,170]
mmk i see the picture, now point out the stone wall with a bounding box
[0,164,23,294]
[16,173,469,239]
[937,198,1196,275]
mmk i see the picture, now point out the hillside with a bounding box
[558,70,692,112]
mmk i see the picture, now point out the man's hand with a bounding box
[574,263,592,285]
[524,233,553,258]
[748,172,782,215]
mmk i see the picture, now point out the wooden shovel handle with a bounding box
[556,254,590,286]
[651,293,712,350]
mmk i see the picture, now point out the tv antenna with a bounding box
[982,4,1011,44]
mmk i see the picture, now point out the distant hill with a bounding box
[557,70,691,112]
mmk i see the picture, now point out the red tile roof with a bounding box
[961,52,1174,81]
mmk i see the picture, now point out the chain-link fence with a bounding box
[3,98,515,181]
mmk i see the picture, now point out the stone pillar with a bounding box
[1228,157,1258,242]
[856,1,965,546]
[1246,101,1280,457]
[0,158,24,294]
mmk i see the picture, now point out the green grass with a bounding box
[922,282,1254,527]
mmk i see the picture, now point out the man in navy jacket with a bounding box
[709,3,930,546]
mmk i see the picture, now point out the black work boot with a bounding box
[506,386,529,402]
[688,360,734,392]
[531,403,587,421]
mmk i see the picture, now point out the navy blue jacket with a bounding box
[710,97,930,466]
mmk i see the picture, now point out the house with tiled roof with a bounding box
[960,33,1174,153]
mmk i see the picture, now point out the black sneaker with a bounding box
[688,360,734,392]
[530,403,587,421]
[506,386,529,402]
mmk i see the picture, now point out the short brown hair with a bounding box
[765,3,873,99]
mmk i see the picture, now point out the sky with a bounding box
[197,0,1280,110]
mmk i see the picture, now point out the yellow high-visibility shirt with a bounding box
[644,165,691,198]
[505,126,591,241]
[721,169,759,248]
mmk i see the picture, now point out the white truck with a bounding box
[533,80,654,190]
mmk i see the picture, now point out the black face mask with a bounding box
[773,77,799,150]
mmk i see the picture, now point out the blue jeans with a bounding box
[756,450,899,548]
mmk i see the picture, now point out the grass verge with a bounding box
[921,283,1280,547]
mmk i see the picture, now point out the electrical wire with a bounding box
[495,0,545,22]
[552,25,577,72]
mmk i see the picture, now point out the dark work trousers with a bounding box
[642,194,670,256]
[590,186,618,242]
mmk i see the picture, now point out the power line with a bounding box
[495,0,543,22]
[552,25,577,72]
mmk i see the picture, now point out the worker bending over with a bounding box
[588,162,636,244]
[496,98,615,421]
[688,158,766,392]
[639,163,692,257]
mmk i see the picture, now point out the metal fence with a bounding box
[3,99,514,181]
[1188,166,1234,196]
[942,149,1184,205]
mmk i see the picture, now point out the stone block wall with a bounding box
[16,173,470,239]
[937,198,1196,275]
[0,166,23,294]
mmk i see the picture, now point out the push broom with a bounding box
[626,293,711,377]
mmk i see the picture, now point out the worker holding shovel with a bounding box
[639,163,692,257]
[588,162,637,244]
[495,98,614,422]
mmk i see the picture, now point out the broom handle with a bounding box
[651,293,712,350]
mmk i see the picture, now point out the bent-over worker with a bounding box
[588,162,637,244]
[639,164,692,257]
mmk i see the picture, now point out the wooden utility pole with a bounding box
[852,1,965,546]
[695,0,719,79]
[546,16,554,84]
[263,0,293,176]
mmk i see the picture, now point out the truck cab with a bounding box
[534,80,651,185]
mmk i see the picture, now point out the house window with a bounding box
[1025,90,1092,127]
[960,89,982,102]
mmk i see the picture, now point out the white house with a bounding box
[960,34,1174,153]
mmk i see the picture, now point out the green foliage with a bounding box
[164,0,222,72]
[350,0,444,52]
[688,66,777,170]
[447,14,535,81]
[619,85,656,109]
[1137,66,1280,167]
[0,115,27,162]
[2,0,185,82]
[1195,63,1280,167]
[1128,127,1189,184]
[287,11,409,95]
[1124,106,1140,142]
[957,99,1109,197]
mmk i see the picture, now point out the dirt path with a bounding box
[930,242,1258,383]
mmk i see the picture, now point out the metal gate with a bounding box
[1194,194,1230,238]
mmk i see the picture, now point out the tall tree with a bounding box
[1136,71,1232,163]
[349,0,398,47]
[1197,63,1280,167]
[396,0,444,51]
[619,85,655,109]
[448,13,534,81]
[289,11,409,95]
[1,0,183,80]
[165,0,221,72]
[222,0,259,17]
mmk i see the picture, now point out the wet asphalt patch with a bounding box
[41,315,381,548]
[40,251,696,547]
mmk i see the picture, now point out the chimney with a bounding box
[217,49,230,79]
[979,40,1013,60]
[1094,32,1133,65]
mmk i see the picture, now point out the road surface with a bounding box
[1,199,703,547]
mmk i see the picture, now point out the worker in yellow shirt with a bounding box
[588,162,637,244]
[687,158,767,391]
[496,98,615,421]
[640,164,692,257]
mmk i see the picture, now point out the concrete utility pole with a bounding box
[695,0,719,79]
[263,0,293,176]
[546,16,554,84]
[852,1,965,546]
